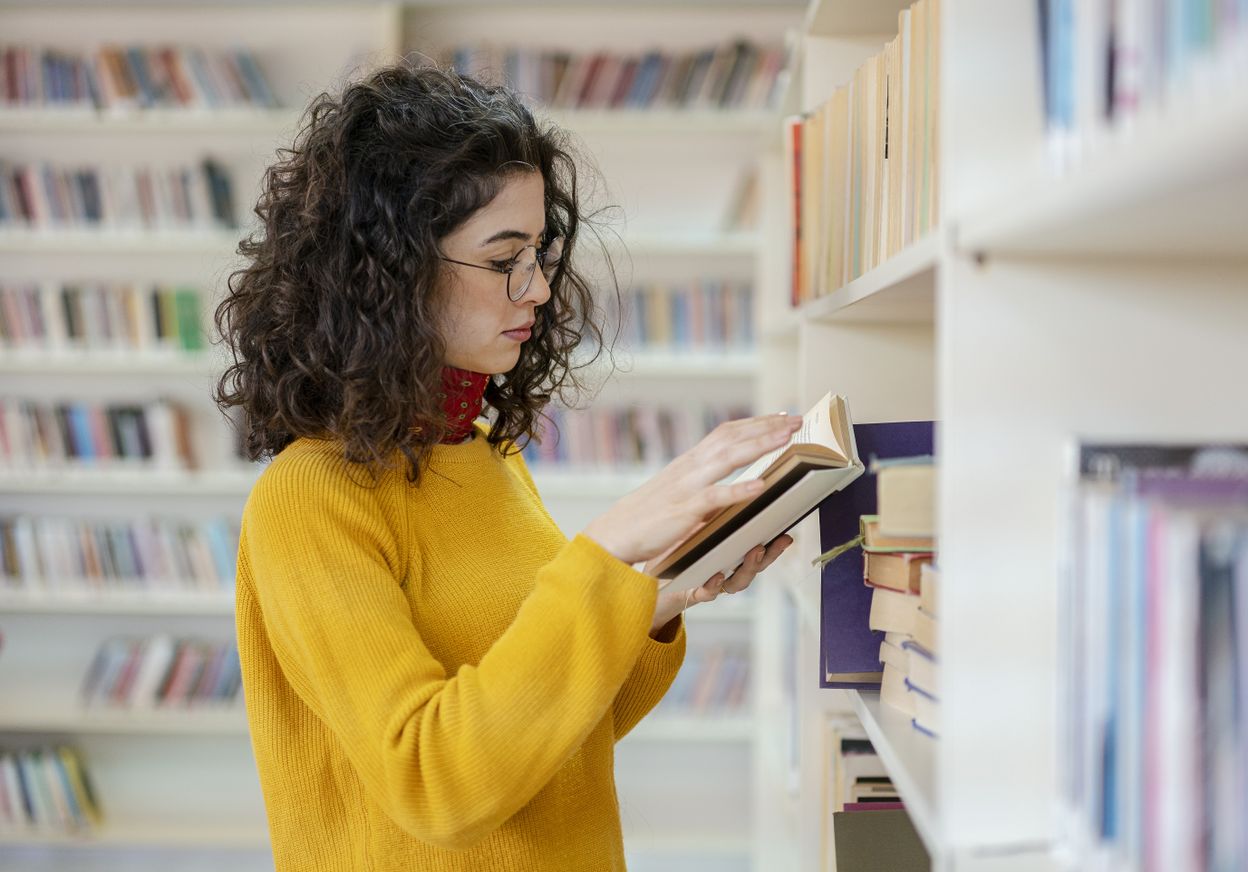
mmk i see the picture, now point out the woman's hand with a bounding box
[582,413,802,567]
[646,534,794,637]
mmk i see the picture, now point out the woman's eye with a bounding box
[489,259,513,272]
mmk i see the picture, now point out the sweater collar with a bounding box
[438,366,489,443]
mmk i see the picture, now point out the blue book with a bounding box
[820,420,934,689]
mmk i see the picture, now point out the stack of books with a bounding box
[0,746,100,833]
[826,725,900,811]
[0,44,280,111]
[523,403,752,469]
[0,514,238,595]
[0,397,198,472]
[0,158,236,231]
[82,635,242,709]
[786,0,940,306]
[0,281,205,356]
[441,40,787,112]
[866,457,939,737]
[1058,443,1248,870]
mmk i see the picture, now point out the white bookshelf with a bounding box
[753,0,1248,871]
[0,2,805,870]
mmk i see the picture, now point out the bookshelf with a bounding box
[0,2,804,870]
[754,0,1248,871]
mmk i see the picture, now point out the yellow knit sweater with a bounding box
[235,422,686,871]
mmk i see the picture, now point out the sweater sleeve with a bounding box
[611,615,686,741]
[241,457,659,850]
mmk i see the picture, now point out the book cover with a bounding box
[821,420,934,689]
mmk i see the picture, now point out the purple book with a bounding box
[820,421,934,689]
[843,801,907,812]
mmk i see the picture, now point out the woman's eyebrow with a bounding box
[478,227,547,248]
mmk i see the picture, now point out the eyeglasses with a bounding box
[440,236,565,302]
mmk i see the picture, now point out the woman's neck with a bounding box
[438,366,489,443]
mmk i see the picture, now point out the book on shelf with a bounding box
[655,643,751,716]
[611,279,754,351]
[0,745,100,833]
[523,403,751,469]
[874,455,936,538]
[0,159,236,231]
[651,391,863,592]
[825,725,900,816]
[787,0,941,307]
[0,281,206,356]
[1038,0,1248,164]
[820,421,934,689]
[441,40,786,111]
[832,806,929,871]
[1058,441,1248,871]
[0,514,238,595]
[0,45,280,112]
[0,397,197,472]
[81,635,242,709]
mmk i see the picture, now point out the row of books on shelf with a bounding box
[82,635,242,709]
[609,280,754,351]
[653,643,750,716]
[442,40,785,112]
[523,403,751,469]
[0,282,205,354]
[0,44,279,112]
[1040,0,1248,162]
[0,515,237,595]
[0,397,198,472]
[0,158,237,231]
[1058,443,1248,872]
[825,723,928,870]
[787,0,940,306]
[0,746,100,834]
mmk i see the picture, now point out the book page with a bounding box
[732,391,845,484]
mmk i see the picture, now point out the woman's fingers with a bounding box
[678,414,801,486]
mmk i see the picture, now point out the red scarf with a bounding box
[438,366,489,443]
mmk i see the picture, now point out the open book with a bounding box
[651,391,864,592]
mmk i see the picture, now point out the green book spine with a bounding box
[174,289,203,351]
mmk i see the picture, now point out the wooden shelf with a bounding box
[601,350,759,378]
[957,86,1248,257]
[527,467,654,497]
[0,468,260,496]
[615,232,759,256]
[0,107,299,134]
[0,107,778,136]
[626,714,754,743]
[0,590,234,616]
[0,823,269,850]
[0,353,221,376]
[761,235,939,340]
[849,690,941,861]
[0,707,247,736]
[0,229,242,253]
[542,108,779,134]
[802,234,939,323]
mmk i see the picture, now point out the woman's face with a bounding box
[436,171,552,374]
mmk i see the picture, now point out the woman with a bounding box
[215,62,798,871]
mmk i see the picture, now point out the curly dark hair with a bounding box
[214,62,616,482]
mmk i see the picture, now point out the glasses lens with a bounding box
[508,248,538,301]
[540,237,564,278]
